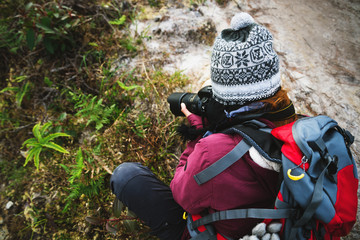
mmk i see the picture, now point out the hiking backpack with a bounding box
[187,115,358,240]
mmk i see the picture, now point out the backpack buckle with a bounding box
[326,154,338,175]
[325,154,338,183]
[335,126,354,148]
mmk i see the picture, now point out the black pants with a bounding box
[110,162,186,240]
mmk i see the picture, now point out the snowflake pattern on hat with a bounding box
[211,13,281,105]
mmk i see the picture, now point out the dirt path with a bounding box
[248,1,360,238]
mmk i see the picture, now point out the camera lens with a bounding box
[182,93,201,114]
[167,92,201,116]
[167,92,187,116]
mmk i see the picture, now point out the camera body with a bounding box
[167,86,212,116]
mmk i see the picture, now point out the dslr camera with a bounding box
[167,86,212,116]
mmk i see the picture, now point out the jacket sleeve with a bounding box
[170,114,212,213]
[174,114,204,169]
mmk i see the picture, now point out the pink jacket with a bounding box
[170,114,280,239]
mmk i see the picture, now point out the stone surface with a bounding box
[5,201,13,210]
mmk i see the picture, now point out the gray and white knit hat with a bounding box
[211,12,281,105]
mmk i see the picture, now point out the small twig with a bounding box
[50,65,72,73]
[161,118,177,131]
[41,101,48,124]
[94,12,116,32]
[129,146,144,151]
[107,216,137,222]
[82,81,100,94]
[142,62,160,97]
[0,123,34,133]
[66,75,77,82]
[92,154,113,174]
[42,87,58,102]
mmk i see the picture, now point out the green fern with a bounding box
[62,178,103,212]
[22,122,70,170]
[1,78,30,108]
[60,148,104,212]
[109,15,126,26]
[74,94,115,130]
[60,148,84,184]
[133,112,151,138]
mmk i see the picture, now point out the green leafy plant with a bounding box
[23,195,48,234]
[0,111,9,127]
[0,20,23,53]
[60,148,84,184]
[73,93,116,130]
[22,2,82,54]
[62,174,104,213]
[117,80,141,91]
[1,80,30,108]
[22,122,70,170]
[99,60,119,93]
[119,37,137,52]
[133,112,151,138]
[59,147,102,212]
[109,15,126,26]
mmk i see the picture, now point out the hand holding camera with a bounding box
[180,103,192,117]
[167,85,213,117]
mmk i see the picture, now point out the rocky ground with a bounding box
[130,0,360,239]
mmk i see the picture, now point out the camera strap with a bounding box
[219,101,295,126]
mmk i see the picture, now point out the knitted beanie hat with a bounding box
[211,12,281,105]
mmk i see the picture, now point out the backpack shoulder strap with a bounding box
[223,120,283,163]
[193,120,283,186]
[193,139,252,185]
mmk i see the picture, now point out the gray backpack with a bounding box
[188,116,358,240]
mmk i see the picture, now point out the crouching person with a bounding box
[111,12,298,240]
